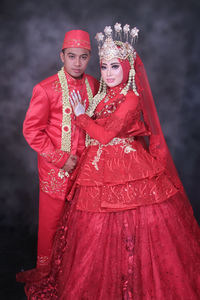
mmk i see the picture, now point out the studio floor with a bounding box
[0,227,36,300]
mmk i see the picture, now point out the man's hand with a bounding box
[62,154,78,173]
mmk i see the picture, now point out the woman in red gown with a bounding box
[21,24,200,299]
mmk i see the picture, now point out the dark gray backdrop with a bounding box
[0,0,200,298]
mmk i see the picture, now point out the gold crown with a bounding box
[95,23,139,61]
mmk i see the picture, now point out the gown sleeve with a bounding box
[23,84,69,168]
[76,91,150,145]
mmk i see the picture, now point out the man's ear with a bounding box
[60,51,64,63]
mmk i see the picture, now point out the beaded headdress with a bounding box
[95,23,139,96]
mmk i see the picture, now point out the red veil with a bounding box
[135,54,187,196]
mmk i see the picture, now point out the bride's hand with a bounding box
[70,90,86,116]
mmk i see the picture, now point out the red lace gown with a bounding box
[24,85,200,299]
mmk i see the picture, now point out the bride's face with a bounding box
[101,58,123,88]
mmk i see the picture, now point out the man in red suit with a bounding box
[23,30,99,273]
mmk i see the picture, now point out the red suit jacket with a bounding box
[23,71,99,200]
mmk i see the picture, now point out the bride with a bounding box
[19,23,200,300]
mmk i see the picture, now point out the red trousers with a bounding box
[36,190,65,269]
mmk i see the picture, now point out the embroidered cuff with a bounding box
[40,149,69,168]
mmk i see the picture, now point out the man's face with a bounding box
[60,48,90,78]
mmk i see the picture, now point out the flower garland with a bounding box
[58,67,93,152]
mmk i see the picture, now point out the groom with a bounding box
[22,29,99,275]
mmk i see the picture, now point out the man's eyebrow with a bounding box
[66,52,89,56]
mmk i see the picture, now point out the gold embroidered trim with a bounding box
[52,80,62,92]
[58,67,93,152]
[67,38,90,45]
[90,137,136,170]
[40,149,65,164]
[40,169,66,194]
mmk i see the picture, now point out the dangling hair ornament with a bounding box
[114,23,122,40]
[123,24,130,42]
[95,32,104,53]
[95,22,139,97]
[130,27,139,45]
[104,26,113,37]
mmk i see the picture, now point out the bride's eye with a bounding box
[101,65,107,70]
[112,64,120,69]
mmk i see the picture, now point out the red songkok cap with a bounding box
[62,30,91,51]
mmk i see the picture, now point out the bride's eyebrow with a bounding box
[101,62,120,66]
